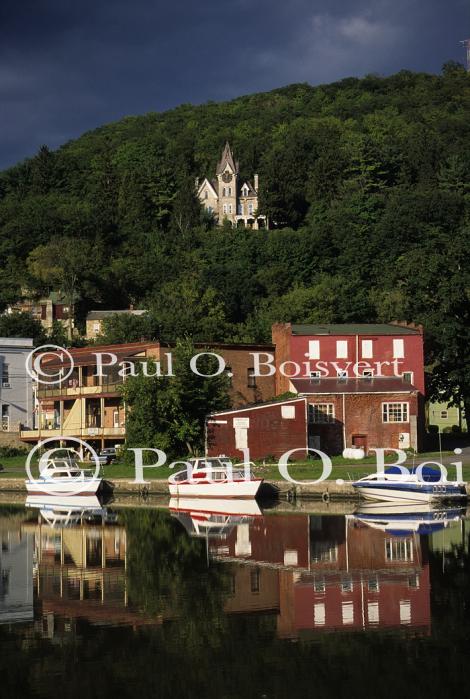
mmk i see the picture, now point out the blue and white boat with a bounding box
[352,502,465,535]
[352,466,467,504]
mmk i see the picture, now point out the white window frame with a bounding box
[382,402,409,423]
[336,340,348,359]
[402,371,413,384]
[361,339,373,358]
[308,340,320,360]
[393,338,405,358]
[309,403,335,424]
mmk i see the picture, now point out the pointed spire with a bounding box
[216,141,239,175]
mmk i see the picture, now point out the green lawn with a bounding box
[1,450,464,483]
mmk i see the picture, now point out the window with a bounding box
[228,204,232,214]
[225,366,233,387]
[247,368,256,388]
[223,204,227,214]
[440,410,448,419]
[342,602,354,625]
[314,577,325,593]
[341,576,353,593]
[402,371,413,384]
[113,410,120,428]
[368,576,379,592]
[237,203,243,215]
[2,364,9,387]
[361,339,373,358]
[204,190,208,199]
[368,602,379,624]
[250,569,260,593]
[228,187,232,196]
[382,402,409,423]
[362,369,374,378]
[399,600,411,625]
[309,404,334,424]
[281,405,295,419]
[385,538,413,561]
[310,371,321,379]
[93,322,100,333]
[314,603,326,626]
[248,203,253,215]
[393,338,404,358]
[1,405,9,431]
[308,340,320,359]
[336,340,348,358]
[337,369,347,378]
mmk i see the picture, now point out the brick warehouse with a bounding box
[206,322,426,459]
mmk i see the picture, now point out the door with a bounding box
[352,434,367,453]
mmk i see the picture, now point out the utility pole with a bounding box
[460,39,470,71]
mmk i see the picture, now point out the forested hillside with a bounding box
[0,64,469,411]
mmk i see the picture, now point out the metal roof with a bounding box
[291,323,421,336]
[291,377,418,395]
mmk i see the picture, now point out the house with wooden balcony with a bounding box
[20,342,161,452]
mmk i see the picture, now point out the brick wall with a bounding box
[207,398,308,461]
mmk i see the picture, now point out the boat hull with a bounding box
[25,479,113,496]
[353,483,466,504]
[168,479,262,499]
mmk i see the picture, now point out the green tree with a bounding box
[122,337,230,457]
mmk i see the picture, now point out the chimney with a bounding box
[254,174,259,192]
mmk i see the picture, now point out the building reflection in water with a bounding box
[0,501,466,641]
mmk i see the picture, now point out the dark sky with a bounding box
[0,0,468,170]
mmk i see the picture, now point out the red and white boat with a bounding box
[168,457,262,499]
[169,497,262,538]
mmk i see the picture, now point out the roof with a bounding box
[208,396,306,418]
[290,323,421,336]
[39,341,159,368]
[216,142,239,175]
[87,310,147,320]
[240,180,258,197]
[291,377,418,395]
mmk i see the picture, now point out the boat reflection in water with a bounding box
[169,497,262,539]
[25,495,115,528]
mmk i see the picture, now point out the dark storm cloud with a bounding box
[0,0,468,169]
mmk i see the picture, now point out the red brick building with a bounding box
[206,322,425,458]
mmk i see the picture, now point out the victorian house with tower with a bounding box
[197,143,267,229]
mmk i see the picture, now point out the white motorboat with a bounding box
[352,466,467,504]
[25,458,114,497]
[168,457,262,499]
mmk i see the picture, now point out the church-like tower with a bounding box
[196,143,267,229]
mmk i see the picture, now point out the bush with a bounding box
[0,446,29,458]
[427,425,439,434]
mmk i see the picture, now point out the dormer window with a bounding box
[204,191,208,199]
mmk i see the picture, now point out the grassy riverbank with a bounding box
[0,451,463,483]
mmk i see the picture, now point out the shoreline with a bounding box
[1,477,468,500]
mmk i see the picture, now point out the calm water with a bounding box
[1,499,470,698]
